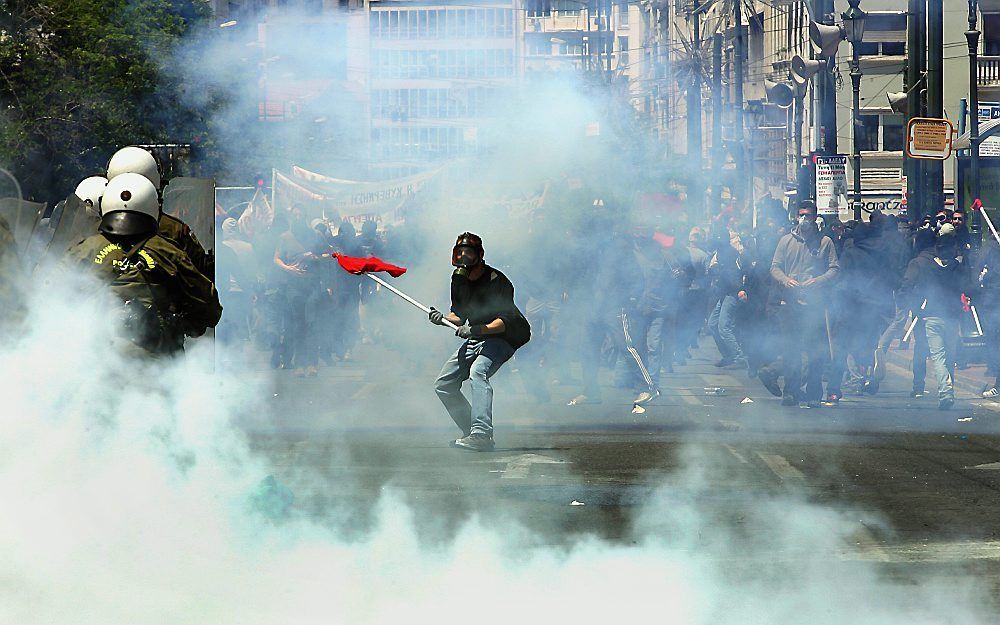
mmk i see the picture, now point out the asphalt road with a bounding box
[233,336,1000,605]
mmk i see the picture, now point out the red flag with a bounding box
[652,231,675,249]
[330,253,407,277]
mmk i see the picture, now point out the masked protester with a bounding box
[761,200,840,407]
[899,224,969,409]
[66,173,222,356]
[273,205,322,377]
[429,232,530,451]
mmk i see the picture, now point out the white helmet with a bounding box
[107,146,161,189]
[74,176,108,215]
[99,172,160,237]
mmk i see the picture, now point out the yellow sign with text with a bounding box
[906,117,954,160]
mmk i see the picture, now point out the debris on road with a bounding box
[570,500,585,506]
[957,417,973,422]
[741,397,754,404]
[632,404,646,414]
[704,387,726,395]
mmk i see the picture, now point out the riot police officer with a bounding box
[106,146,213,279]
[67,173,222,355]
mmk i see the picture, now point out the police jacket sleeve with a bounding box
[173,251,223,335]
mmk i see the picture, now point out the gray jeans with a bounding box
[923,316,957,400]
[435,338,515,437]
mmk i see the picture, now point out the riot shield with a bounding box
[162,177,216,252]
[0,197,46,256]
[46,194,99,256]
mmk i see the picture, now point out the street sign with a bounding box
[977,103,1000,156]
[906,117,954,160]
[814,155,849,216]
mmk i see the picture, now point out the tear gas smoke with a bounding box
[4,4,996,623]
[0,267,993,624]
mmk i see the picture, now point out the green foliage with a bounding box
[0,0,212,204]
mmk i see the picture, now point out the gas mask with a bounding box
[452,232,484,277]
[798,214,819,237]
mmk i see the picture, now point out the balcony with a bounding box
[979,56,1000,87]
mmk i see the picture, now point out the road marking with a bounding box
[699,374,742,387]
[673,389,703,406]
[477,453,568,479]
[350,382,378,400]
[972,400,1000,413]
[846,540,1000,563]
[848,526,891,562]
[723,444,748,464]
[756,452,805,481]
[967,461,1000,470]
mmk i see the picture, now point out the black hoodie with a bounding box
[899,247,967,319]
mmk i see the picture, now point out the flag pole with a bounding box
[976,199,1000,246]
[363,273,460,331]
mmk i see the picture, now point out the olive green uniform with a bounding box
[159,213,214,280]
[67,232,222,354]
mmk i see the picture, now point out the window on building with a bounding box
[617,2,629,27]
[985,13,1000,55]
[882,114,904,151]
[860,12,906,57]
[618,36,629,67]
[553,0,581,16]
[527,0,551,18]
[858,115,879,152]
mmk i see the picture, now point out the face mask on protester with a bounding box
[798,214,819,235]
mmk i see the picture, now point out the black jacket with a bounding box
[899,248,967,319]
[451,264,531,349]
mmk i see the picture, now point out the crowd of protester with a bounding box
[214,186,998,411]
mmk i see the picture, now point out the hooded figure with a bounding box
[898,223,969,409]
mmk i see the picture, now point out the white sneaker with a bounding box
[983,387,999,399]
[633,389,661,406]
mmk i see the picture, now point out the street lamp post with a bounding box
[968,0,982,235]
[745,99,765,229]
[843,0,867,222]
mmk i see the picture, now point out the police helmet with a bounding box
[74,176,108,215]
[99,173,160,237]
[107,146,161,190]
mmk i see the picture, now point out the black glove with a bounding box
[429,307,446,326]
[455,322,474,339]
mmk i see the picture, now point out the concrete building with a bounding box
[366,0,520,174]
[521,1,645,96]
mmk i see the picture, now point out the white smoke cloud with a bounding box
[0,270,994,624]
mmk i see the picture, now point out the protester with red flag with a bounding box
[429,232,530,451]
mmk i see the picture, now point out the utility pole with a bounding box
[688,2,703,218]
[968,0,982,233]
[905,0,925,222]
[712,32,723,216]
[927,0,944,213]
[734,0,745,210]
[814,0,837,156]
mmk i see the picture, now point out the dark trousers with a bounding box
[778,303,827,402]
